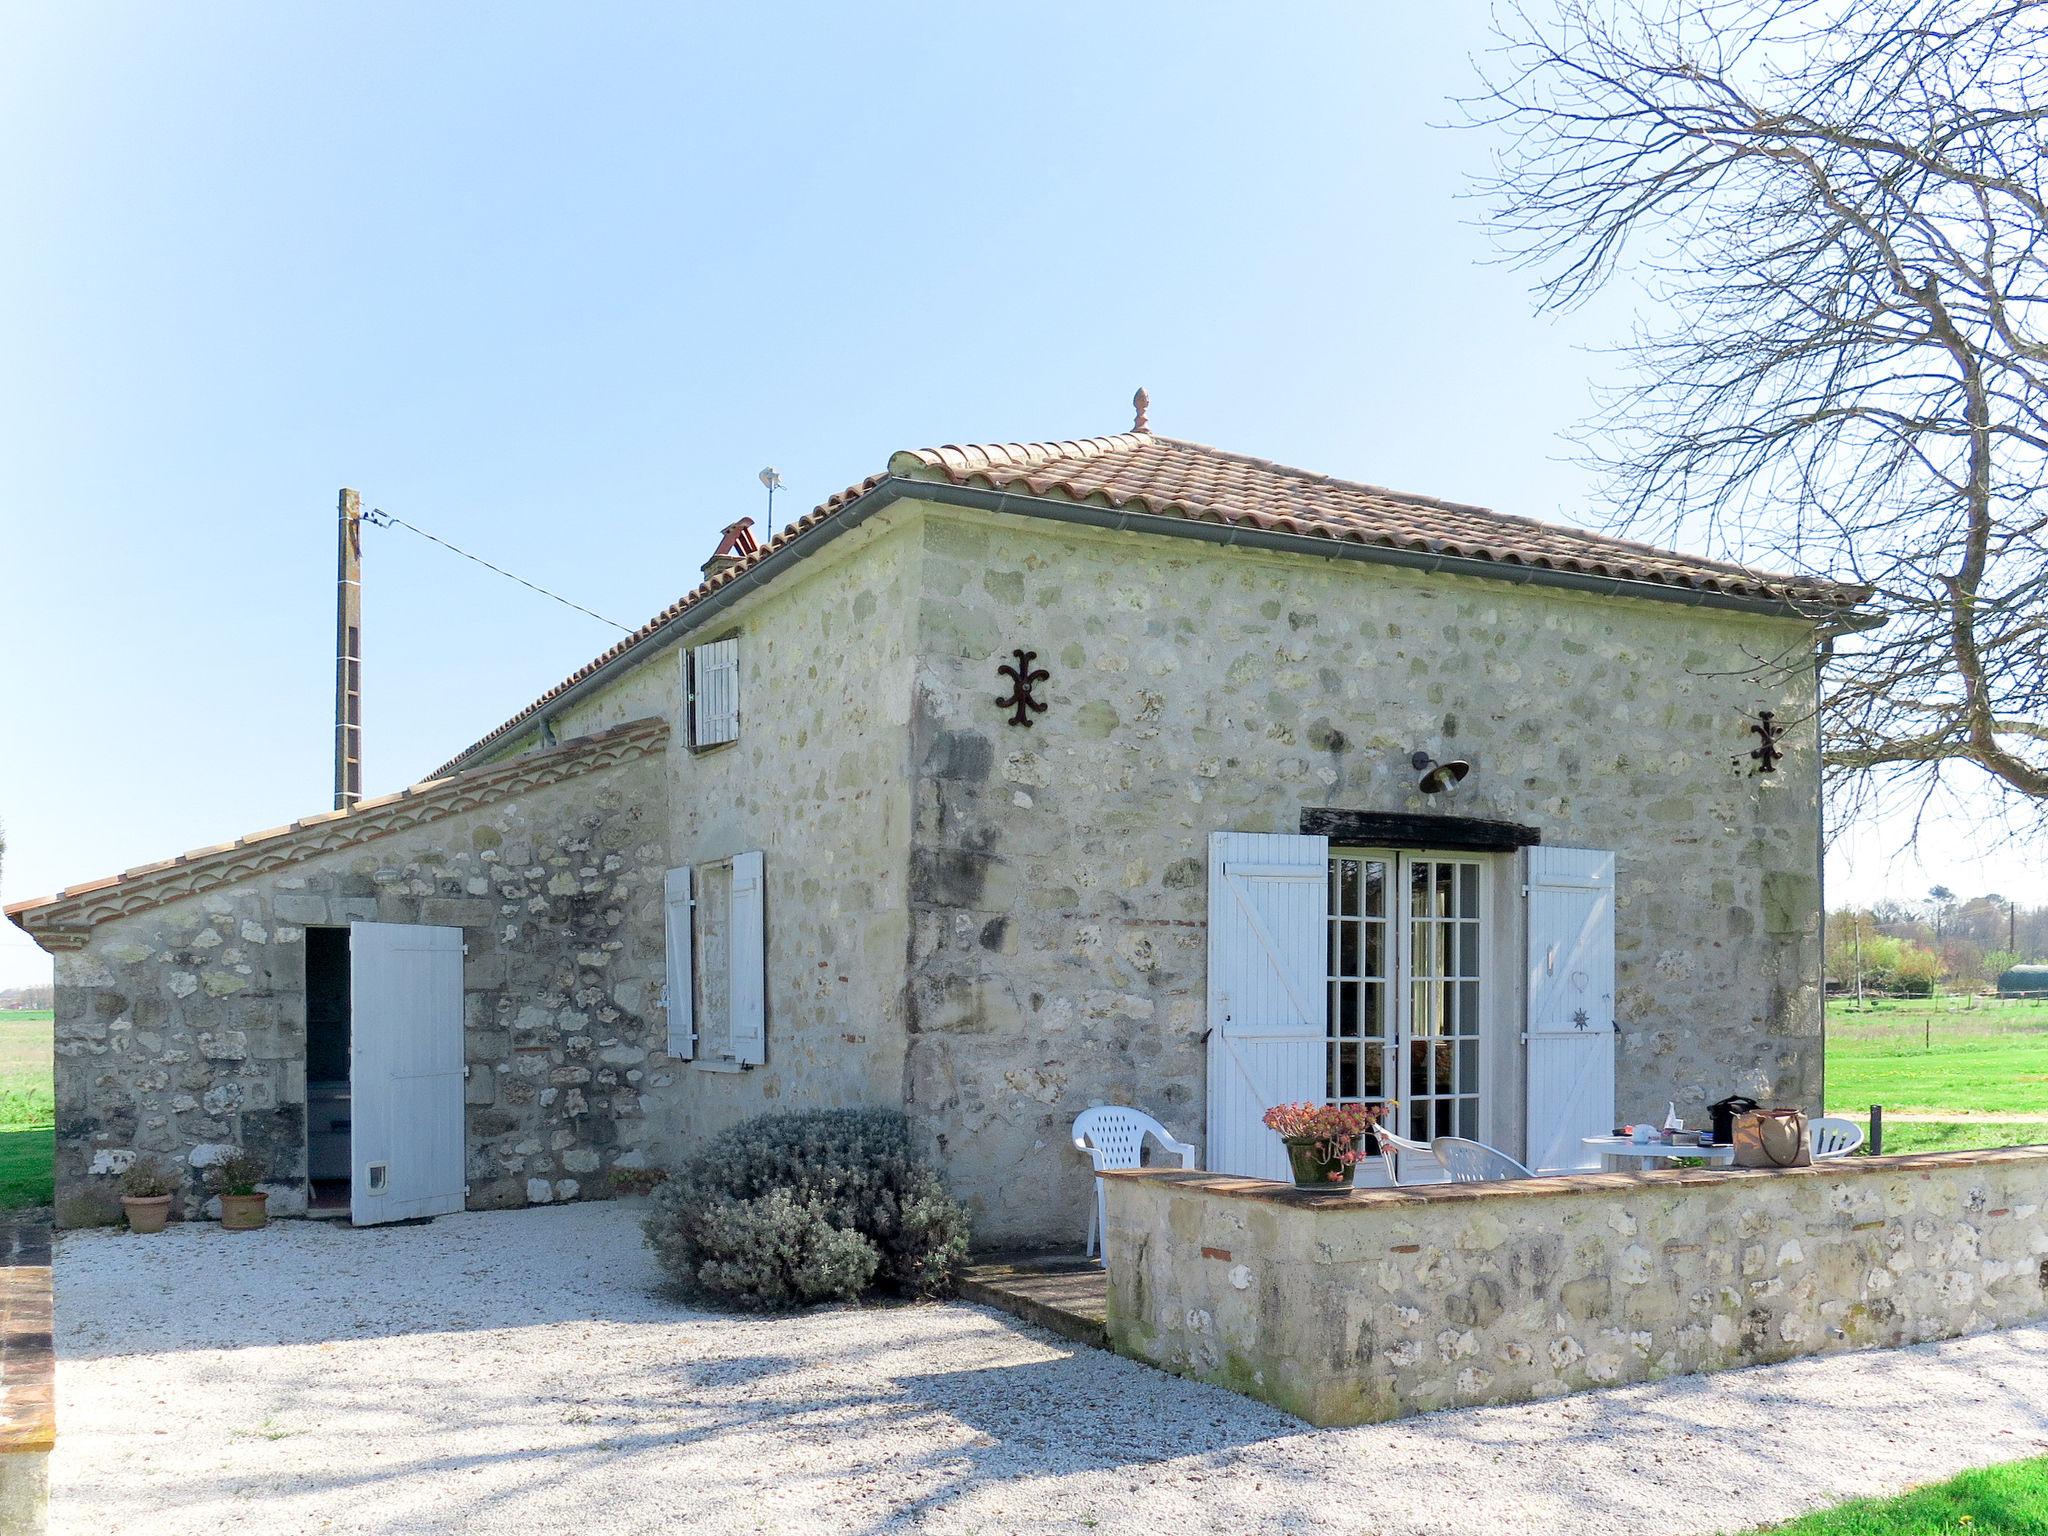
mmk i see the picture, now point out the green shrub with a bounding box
[642,1108,969,1310]
[687,1190,881,1310]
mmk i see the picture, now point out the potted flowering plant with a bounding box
[118,1157,181,1233]
[1262,1101,1395,1189]
[206,1148,270,1230]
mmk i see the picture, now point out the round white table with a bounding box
[1581,1135,1736,1171]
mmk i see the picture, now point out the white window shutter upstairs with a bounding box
[663,865,695,1060]
[728,850,766,1065]
[1204,830,1329,1180]
[691,639,740,747]
[1523,846,1617,1172]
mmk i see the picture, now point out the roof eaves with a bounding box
[6,717,671,946]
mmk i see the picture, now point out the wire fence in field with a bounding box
[1829,996,2048,1050]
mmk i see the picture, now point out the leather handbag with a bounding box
[1733,1107,1811,1168]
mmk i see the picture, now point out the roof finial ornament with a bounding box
[1132,386,1150,433]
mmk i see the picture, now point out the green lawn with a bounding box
[1735,1455,2048,1534]
[1827,998,2048,1153]
[0,1012,53,1209]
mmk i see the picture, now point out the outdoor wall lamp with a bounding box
[1412,752,1471,794]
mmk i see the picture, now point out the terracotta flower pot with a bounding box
[219,1192,269,1231]
[1283,1134,1363,1189]
[121,1195,173,1234]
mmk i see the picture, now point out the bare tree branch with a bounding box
[1467,0,2048,835]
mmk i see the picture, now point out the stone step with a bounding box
[959,1253,1108,1351]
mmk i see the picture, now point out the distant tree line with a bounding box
[1828,889,2043,994]
[0,985,54,1012]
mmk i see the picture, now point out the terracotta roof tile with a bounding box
[5,717,671,941]
[431,425,1865,775]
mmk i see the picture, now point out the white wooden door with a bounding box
[1205,832,1329,1180]
[1524,847,1617,1173]
[350,922,467,1225]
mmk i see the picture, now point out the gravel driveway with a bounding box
[50,1202,2048,1535]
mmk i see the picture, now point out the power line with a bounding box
[363,508,633,633]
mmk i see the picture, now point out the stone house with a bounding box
[8,411,1873,1241]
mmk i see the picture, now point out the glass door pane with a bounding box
[1402,855,1484,1147]
[1325,853,1392,1112]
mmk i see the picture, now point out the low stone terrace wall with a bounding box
[1101,1148,2048,1426]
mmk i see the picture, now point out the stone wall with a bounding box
[902,502,1826,1244]
[49,738,669,1224]
[1104,1152,2048,1425]
[540,515,921,1167]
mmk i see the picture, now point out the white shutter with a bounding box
[664,866,696,1060]
[1524,847,1617,1173]
[349,922,466,1225]
[690,638,740,748]
[728,850,765,1066]
[1205,831,1329,1180]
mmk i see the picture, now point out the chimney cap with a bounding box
[701,517,762,579]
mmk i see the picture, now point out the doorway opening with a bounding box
[305,926,352,1215]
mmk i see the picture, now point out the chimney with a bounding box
[701,517,761,580]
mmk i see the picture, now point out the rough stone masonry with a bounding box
[46,728,668,1224]
[1104,1149,2048,1425]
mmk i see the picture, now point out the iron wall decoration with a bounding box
[1749,709,1784,774]
[996,649,1049,727]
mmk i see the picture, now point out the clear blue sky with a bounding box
[1,3,2035,988]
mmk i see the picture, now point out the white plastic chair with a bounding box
[1072,1106,1197,1262]
[1373,1122,1439,1184]
[1811,1115,1864,1160]
[1431,1136,1535,1183]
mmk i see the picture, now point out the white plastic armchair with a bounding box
[1373,1123,1439,1185]
[1811,1115,1864,1160]
[1431,1136,1535,1183]
[1073,1106,1197,1263]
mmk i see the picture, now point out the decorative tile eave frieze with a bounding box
[5,717,669,948]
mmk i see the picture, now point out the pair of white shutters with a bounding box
[1202,833,1615,1180]
[689,639,740,748]
[663,851,765,1064]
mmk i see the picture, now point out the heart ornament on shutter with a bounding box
[1569,970,1589,991]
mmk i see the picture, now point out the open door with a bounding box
[1205,831,1329,1180]
[350,921,466,1225]
[1524,847,1616,1173]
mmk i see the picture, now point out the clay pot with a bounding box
[121,1195,173,1234]
[219,1192,269,1231]
[1282,1135,1364,1189]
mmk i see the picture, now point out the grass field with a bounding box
[0,1011,53,1209]
[1736,1455,2048,1534]
[1827,996,2048,1154]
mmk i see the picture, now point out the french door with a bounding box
[1326,849,1487,1181]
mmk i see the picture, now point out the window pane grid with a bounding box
[1324,856,1391,1108]
[1398,856,1483,1148]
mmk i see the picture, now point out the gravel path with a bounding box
[50,1203,2048,1536]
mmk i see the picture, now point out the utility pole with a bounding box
[334,489,363,811]
[1853,914,1864,1008]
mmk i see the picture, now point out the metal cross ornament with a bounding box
[1749,709,1785,774]
[996,649,1049,727]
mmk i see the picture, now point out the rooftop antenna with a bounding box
[334,489,363,811]
[758,466,783,530]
